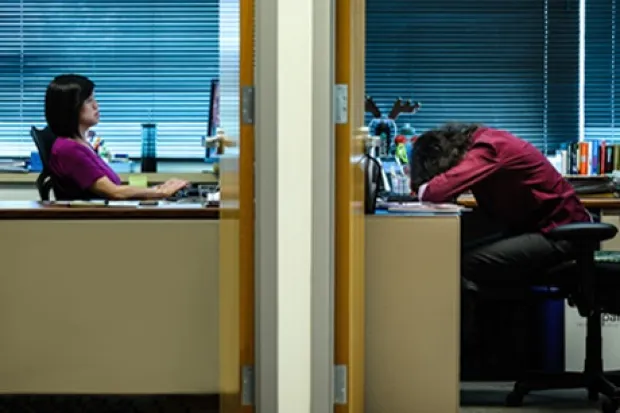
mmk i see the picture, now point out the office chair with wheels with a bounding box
[30,126,57,201]
[496,222,620,413]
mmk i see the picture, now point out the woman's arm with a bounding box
[89,177,188,200]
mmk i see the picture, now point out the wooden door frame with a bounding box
[239,0,255,411]
[335,0,366,412]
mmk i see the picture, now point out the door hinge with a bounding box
[333,364,347,405]
[334,84,348,124]
[241,365,255,406]
[241,86,255,125]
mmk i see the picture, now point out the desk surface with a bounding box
[457,195,620,209]
[0,201,219,219]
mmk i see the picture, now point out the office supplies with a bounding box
[198,184,219,205]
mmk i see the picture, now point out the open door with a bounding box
[335,0,366,412]
[219,0,255,411]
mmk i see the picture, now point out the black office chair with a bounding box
[30,126,57,201]
[489,222,620,412]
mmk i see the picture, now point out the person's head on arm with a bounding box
[45,74,188,200]
[410,122,479,192]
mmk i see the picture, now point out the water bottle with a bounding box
[141,123,157,173]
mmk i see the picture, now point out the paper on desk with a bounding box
[128,175,148,188]
[387,202,464,214]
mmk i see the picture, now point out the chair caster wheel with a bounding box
[602,397,619,413]
[505,391,524,407]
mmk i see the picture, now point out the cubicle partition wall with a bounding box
[365,214,461,413]
[0,206,221,394]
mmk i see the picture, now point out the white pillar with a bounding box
[254,0,334,410]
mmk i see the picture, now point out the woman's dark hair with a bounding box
[45,74,95,139]
[410,122,480,190]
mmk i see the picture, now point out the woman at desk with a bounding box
[411,122,590,280]
[410,122,591,371]
[45,74,188,200]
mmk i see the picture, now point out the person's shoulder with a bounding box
[473,127,513,142]
[52,138,91,159]
[472,127,529,150]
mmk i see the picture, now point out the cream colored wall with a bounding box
[0,219,220,394]
[365,214,461,413]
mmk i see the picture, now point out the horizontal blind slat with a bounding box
[584,0,619,142]
[365,0,578,153]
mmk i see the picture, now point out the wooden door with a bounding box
[335,0,366,412]
[219,0,255,411]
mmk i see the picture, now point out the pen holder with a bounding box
[141,123,157,173]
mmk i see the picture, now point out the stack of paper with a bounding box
[386,202,464,214]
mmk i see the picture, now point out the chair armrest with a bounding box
[547,222,618,243]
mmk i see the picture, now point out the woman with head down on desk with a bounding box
[410,122,591,367]
[410,122,590,278]
[45,74,189,200]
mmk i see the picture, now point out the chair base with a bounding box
[506,371,620,412]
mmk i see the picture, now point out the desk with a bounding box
[457,194,620,210]
[457,194,620,250]
[365,213,461,413]
[0,202,221,394]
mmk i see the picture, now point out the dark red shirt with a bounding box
[420,127,590,233]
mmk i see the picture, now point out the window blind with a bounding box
[0,0,219,159]
[365,0,579,154]
[584,0,619,142]
[219,0,240,148]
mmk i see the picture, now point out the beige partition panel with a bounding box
[601,210,620,251]
[365,215,460,413]
[0,219,219,394]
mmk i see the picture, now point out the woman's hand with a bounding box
[155,178,190,197]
